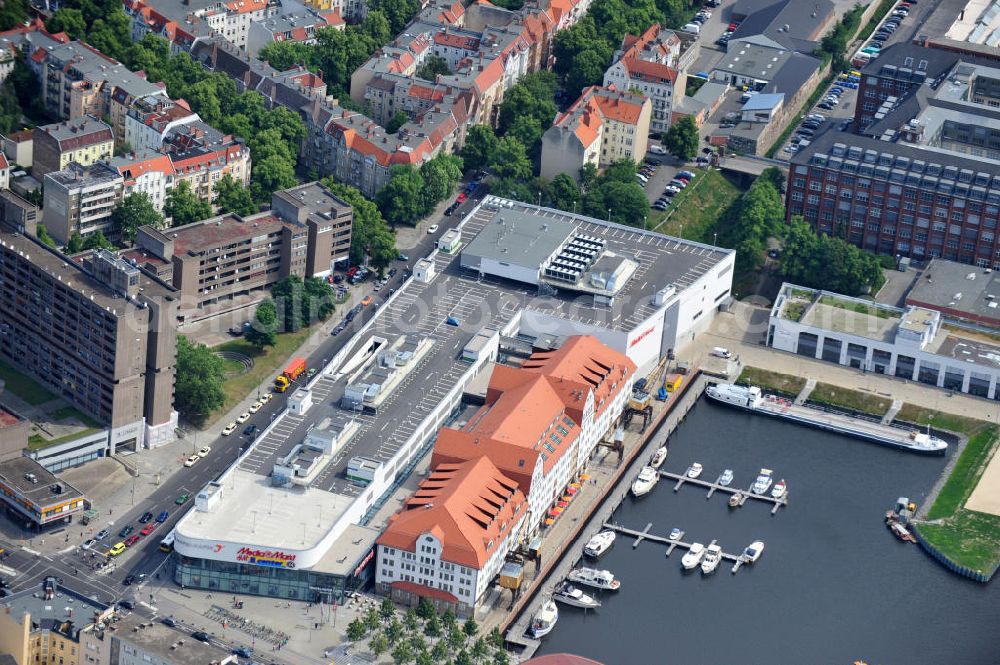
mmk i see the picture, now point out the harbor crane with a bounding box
[621,355,670,432]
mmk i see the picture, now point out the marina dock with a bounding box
[661,471,789,514]
[601,522,742,563]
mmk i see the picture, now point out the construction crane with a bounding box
[622,356,669,433]
[498,510,535,609]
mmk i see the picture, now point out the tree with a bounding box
[490,137,532,181]
[462,617,478,641]
[549,173,581,212]
[165,182,212,227]
[431,640,449,662]
[371,633,389,658]
[552,20,613,99]
[420,154,463,213]
[460,125,499,173]
[214,175,258,217]
[377,166,426,226]
[368,0,420,33]
[777,216,885,296]
[492,650,510,665]
[415,597,435,621]
[321,180,397,268]
[46,8,87,40]
[364,606,381,633]
[455,649,473,665]
[415,652,434,665]
[386,110,408,134]
[257,40,311,71]
[111,192,161,244]
[441,608,457,630]
[271,276,307,333]
[0,0,28,31]
[404,608,420,633]
[664,115,699,161]
[250,155,298,202]
[386,618,404,645]
[86,10,135,63]
[423,612,441,637]
[174,335,225,420]
[36,224,56,248]
[391,642,413,665]
[245,299,277,349]
[66,233,84,254]
[347,618,367,642]
[304,276,337,321]
[409,634,427,654]
[471,638,490,662]
[416,55,450,81]
[82,231,115,250]
[447,625,465,653]
[487,627,504,650]
[380,597,396,623]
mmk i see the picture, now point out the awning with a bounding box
[570,482,582,489]
[557,500,569,508]
[544,518,555,526]
[565,487,578,495]
[580,474,590,481]
[561,494,573,502]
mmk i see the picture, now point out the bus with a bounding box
[159,530,175,553]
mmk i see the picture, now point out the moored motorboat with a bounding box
[650,446,668,469]
[717,469,734,486]
[751,468,773,495]
[888,520,916,543]
[700,544,722,575]
[681,542,705,570]
[686,462,703,479]
[567,567,621,591]
[553,582,601,609]
[668,527,682,540]
[584,530,616,557]
[771,479,787,499]
[743,540,765,563]
[728,492,745,508]
[529,600,559,638]
[631,466,659,497]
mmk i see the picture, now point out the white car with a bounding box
[236,412,251,424]
[711,346,733,359]
[184,455,199,467]
[248,402,261,414]
[649,145,667,155]
[198,446,212,458]
[427,224,439,234]
[260,393,272,404]
[222,422,237,436]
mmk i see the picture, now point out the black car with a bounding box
[161,617,177,627]
[388,268,397,278]
[332,273,344,283]
[233,647,253,658]
[243,424,257,437]
[138,511,154,523]
[192,631,211,643]
[123,574,138,586]
[118,600,135,610]
[344,309,356,323]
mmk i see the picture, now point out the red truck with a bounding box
[274,357,307,392]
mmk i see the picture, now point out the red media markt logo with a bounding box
[236,547,297,563]
[213,544,224,553]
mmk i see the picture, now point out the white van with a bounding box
[711,347,733,359]
[649,145,667,155]
[682,23,701,35]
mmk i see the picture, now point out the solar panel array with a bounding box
[544,234,605,283]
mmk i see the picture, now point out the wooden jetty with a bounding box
[661,470,788,515]
[601,522,740,563]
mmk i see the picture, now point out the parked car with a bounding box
[161,617,177,627]
[156,511,169,523]
[108,542,126,557]
[192,632,211,643]
[649,144,667,155]
[652,201,669,210]
[175,494,189,505]
[140,523,157,536]
[119,525,133,538]
[124,534,140,547]
[243,424,257,437]
[139,511,154,524]
[222,422,237,436]
[184,454,199,468]
[427,224,439,234]
[677,170,695,180]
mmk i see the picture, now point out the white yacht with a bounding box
[631,466,659,497]
[771,479,787,499]
[650,446,667,469]
[530,600,559,638]
[553,582,601,609]
[743,540,765,563]
[751,469,773,495]
[567,567,621,591]
[681,542,705,570]
[686,462,704,479]
[717,469,734,486]
[705,383,764,408]
[668,527,683,541]
[584,530,616,557]
[700,544,722,575]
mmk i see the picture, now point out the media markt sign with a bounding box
[236,547,297,569]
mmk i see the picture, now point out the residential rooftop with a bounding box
[112,614,235,665]
[906,258,1000,325]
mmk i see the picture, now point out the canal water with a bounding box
[535,399,1000,665]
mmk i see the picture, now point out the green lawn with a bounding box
[0,360,56,405]
[927,426,999,520]
[895,404,987,437]
[46,406,100,428]
[210,327,315,421]
[807,381,891,416]
[917,510,1000,576]
[648,169,742,242]
[736,366,807,396]
[28,428,103,451]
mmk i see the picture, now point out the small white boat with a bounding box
[584,530,616,557]
[668,527,682,540]
[743,540,765,563]
[650,446,667,469]
[530,600,559,638]
[717,469,734,486]
[567,567,621,591]
[631,466,659,497]
[700,544,722,575]
[686,462,703,479]
[751,468,773,495]
[553,582,601,609]
[771,479,787,499]
[681,542,705,570]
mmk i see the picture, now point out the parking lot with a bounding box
[776,73,860,157]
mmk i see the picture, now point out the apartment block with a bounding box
[0,232,179,449]
[603,25,696,134]
[126,0,287,50]
[134,182,351,320]
[787,59,1000,267]
[31,117,113,180]
[109,150,175,212]
[163,121,252,204]
[246,8,345,57]
[124,96,200,153]
[299,0,365,21]
[42,162,124,245]
[540,85,651,181]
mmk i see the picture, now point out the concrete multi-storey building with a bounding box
[31,117,114,180]
[126,0,279,50]
[603,25,695,135]
[540,85,651,181]
[131,182,351,320]
[109,150,176,212]
[0,189,39,236]
[247,7,345,57]
[787,58,1000,267]
[0,228,179,450]
[125,96,200,153]
[42,162,124,245]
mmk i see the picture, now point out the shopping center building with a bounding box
[172,197,734,602]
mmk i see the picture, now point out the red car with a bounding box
[124,534,141,547]
[728,22,738,30]
[456,192,467,203]
[140,523,157,537]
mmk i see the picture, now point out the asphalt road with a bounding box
[1,182,489,610]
